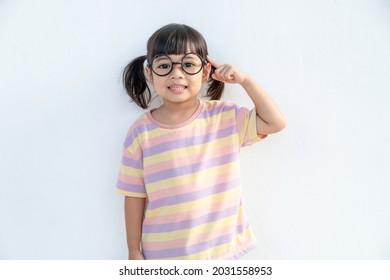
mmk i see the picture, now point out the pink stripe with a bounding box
[201,100,239,118]
[124,117,150,139]
[143,195,240,225]
[122,145,143,160]
[144,143,239,176]
[128,116,150,131]
[142,116,235,149]
[142,215,247,251]
[122,148,132,157]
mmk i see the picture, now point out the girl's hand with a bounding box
[207,55,248,85]
[128,251,145,260]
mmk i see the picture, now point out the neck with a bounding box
[152,98,200,125]
[163,98,199,113]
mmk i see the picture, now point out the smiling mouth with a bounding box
[168,85,187,90]
[168,85,188,94]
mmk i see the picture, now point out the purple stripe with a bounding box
[117,180,145,194]
[143,223,250,259]
[124,123,156,148]
[147,177,240,210]
[199,103,238,119]
[143,204,239,233]
[121,156,143,169]
[143,125,237,157]
[144,152,239,184]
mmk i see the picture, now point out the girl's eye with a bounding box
[157,63,171,69]
[183,62,195,68]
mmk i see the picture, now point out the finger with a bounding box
[217,66,235,81]
[212,71,235,83]
[211,70,225,82]
[226,69,236,81]
[207,55,222,68]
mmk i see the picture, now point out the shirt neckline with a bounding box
[146,99,204,129]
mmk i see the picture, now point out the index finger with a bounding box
[207,55,221,68]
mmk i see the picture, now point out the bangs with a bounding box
[147,24,208,61]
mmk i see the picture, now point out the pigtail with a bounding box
[206,66,225,100]
[122,55,151,109]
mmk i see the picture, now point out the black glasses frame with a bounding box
[148,53,207,77]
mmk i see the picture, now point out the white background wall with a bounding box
[1,0,389,259]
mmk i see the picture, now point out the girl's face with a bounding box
[146,53,211,106]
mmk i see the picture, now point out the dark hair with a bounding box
[123,23,224,109]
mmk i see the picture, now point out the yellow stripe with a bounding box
[248,109,263,142]
[119,165,143,177]
[145,160,240,193]
[116,188,146,198]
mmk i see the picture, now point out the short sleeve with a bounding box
[236,106,267,147]
[116,129,146,198]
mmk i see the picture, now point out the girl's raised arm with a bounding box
[207,56,286,135]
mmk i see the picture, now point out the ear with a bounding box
[202,63,212,83]
[145,66,154,83]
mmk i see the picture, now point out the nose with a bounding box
[169,62,185,78]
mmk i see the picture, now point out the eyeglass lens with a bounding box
[151,53,204,76]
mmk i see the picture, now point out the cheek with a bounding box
[151,76,165,86]
[189,79,203,92]
[190,75,204,85]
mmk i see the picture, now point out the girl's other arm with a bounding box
[240,76,286,135]
[124,196,146,260]
[207,56,286,135]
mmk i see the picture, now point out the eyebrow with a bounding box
[153,56,171,63]
[153,53,198,63]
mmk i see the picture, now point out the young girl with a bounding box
[116,23,285,260]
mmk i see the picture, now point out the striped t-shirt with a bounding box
[116,99,265,259]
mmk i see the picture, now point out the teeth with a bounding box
[170,86,186,89]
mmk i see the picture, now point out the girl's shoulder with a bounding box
[202,99,245,114]
[124,113,150,137]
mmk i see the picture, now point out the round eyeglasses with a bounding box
[148,53,207,76]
